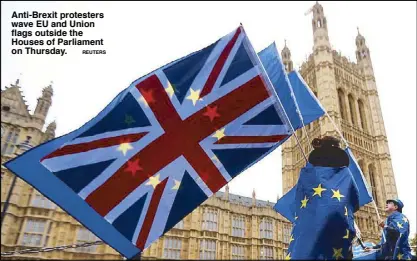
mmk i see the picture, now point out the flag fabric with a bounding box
[258,43,300,130]
[354,251,378,260]
[258,43,325,130]
[274,186,297,223]
[283,163,360,260]
[275,148,372,224]
[287,70,326,127]
[345,148,373,207]
[4,26,293,259]
[353,241,377,260]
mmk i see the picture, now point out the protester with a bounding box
[365,199,414,260]
[285,136,359,260]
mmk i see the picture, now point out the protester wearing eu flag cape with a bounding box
[364,199,414,260]
[259,42,372,260]
[285,136,360,260]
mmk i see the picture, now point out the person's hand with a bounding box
[378,219,385,228]
[364,247,372,252]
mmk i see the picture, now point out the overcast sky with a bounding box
[2,1,416,236]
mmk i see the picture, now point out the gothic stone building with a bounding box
[281,2,396,243]
[1,81,121,259]
[140,189,291,260]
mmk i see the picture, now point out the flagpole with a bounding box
[323,111,348,148]
[372,200,386,242]
[354,220,367,249]
[0,174,18,227]
[323,112,386,242]
[239,25,308,163]
[290,71,316,153]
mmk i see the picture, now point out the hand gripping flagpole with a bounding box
[323,111,386,242]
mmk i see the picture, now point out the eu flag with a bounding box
[275,147,372,224]
[285,164,360,260]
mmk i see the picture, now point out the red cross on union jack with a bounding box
[39,26,290,251]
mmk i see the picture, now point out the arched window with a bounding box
[12,129,20,144]
[358,99,368,131]
[368,164,379,205]
[1,128,19,155]
[317,20,321,28]
[337,89,347,121]
[1,129,13,155]
[348,94,357,126]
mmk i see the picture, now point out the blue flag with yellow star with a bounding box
[284,163,360,260]
[275,148,372,224]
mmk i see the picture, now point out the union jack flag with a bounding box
[5,26,291,258]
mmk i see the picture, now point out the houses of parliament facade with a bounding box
[1,2,397,260]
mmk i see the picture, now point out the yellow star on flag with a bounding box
[312,184,327,197]
[397,253,403,260]
[331,189,345,202]
[300,196,309,209]
[397,222,403,229]
[402,217,408,223]
[186,88,201,105]
[165,83,175,99]
[212,128,226,140]
[289,235,294,244]
[343,229,349,239]
[285,253,291,260]
[332,248,344,260]
[344,206,348,216]
[117,142,133,156]
[146,174,161,189]
[172,180,181,190]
